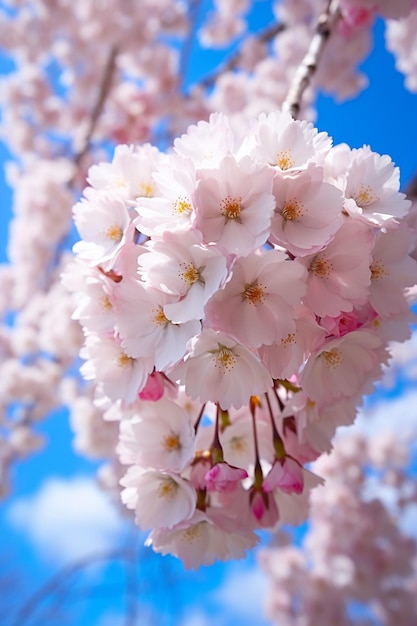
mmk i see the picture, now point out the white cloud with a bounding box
[339,388,417,441]
[180,611,211,626]
[209,560,270,626]
[7,475,126,564]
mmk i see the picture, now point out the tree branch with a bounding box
[9,548,132,626]
[73,45,118,167]
[282,0,341,119]
[195,21,286,91]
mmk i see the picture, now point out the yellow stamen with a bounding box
[370,260,389,280]
[321,348,343,368]
[229,436,247,453]
[310,256,333,278]
[162,433,181,452]
[281,333,296,346]
[220,195,242,221]
[276,150,295,171]
[157,477,178,501]
[117,353,134,368]
[153,307,169,326]
[180,263,201,286]
[139,181,155,198]
[100,295,113,310]
[182,524,202,543]
[353,184,379,207]
[243,282,265,306]
[213,346,237,371]
[282,199,303,221]
[173,197,193,217]
[105,225,123,241]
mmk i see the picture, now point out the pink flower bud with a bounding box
[205,462,248,493]
[138,371,165,401]
[263,457,304,495]
[249,489,279,528]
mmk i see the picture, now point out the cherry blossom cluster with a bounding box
[260,428,417,625]
[66,109,416,567]
[3,0,417,501]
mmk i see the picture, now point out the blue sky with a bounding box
[1,5,417,626]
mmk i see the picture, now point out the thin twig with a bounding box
[73,45,118,167]
[282,0,341,119]
[196,21,286,91]
[9,548,132,626]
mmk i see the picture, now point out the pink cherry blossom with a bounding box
[172,329,273,410]
[243,110,332,171]
[87,143,163,202]
[80,333,153,403]
[205,249,307,348]
[369,225,417,318]
[193,154,275,256]
[343,145,411,226]
[138,229,228,323]
[120,467,196,530]
[118,397,195,472]
[263,457,304,495]
[72,190,132,265]
[134,153,197,236]
[114,278,200,370]
[146,510,259,569]
[302,219,374,318]
[271,165,343,256]
[300,329,384,406]
[205,462,248,493]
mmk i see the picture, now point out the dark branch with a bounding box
[195,21,286,91]
[282,0,341,119]
[73,45,118,167]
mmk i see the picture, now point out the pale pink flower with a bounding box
[386,9,417,93]
[273,469,324,526]
[259,309,326,379]
[171,329,272,410]
[138,229,228,323]
[174,112,236,168]
[344,146,411,226]
[134,154,196,236]
[299,330,384,405]
[72,190,132,265]
[205,462,248,493]
[282,427,321,465]
[63,259,117,334]
[220,407,274,469]
[193,154,275,256]
[118,397,195,472]
[369,226,417,318]
[301,219,374,317]
[147,509,259,569]
[243,110,332,171]
[120,467,196,531]
[80,333,152,403]
[87,143,163,202]
[319,304,377,338]
[205,249,306,347]
[271,166,343,256]
[199,11,246,48]
[115,278,200,371]
[263,457,304,495]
